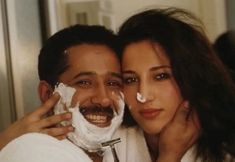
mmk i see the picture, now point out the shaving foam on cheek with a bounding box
[54,83,76,126]
[53,83,125,152]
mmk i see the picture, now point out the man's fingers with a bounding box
[40,126,74,137]
[39,112,72,128]
[187,109,201,137]
[33,93,60,117]
[55,135,67,140]
[182,107,201,146]
[173,101,190,125]
[191,110,201,130]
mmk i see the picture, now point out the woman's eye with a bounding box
[123,77,138,85]
[155,73,170,81]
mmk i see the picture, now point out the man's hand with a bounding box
[157,101,200,162]
[0,93,73,150]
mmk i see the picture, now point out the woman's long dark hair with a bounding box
[118,8,235,162]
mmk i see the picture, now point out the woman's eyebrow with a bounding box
[150,65,171,71]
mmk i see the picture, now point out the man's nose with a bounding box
[92,85,112,107]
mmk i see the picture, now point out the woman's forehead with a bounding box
[122,40,170,68]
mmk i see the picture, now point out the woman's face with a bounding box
[122,40,183,134]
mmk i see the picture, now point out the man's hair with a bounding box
[38,24,120,86]
[118,8,235,162]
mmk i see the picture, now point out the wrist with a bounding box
[0,130,11,150]
[0,125,19,150]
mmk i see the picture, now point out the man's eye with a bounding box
[154,73,170,81]
[107,80,122,87]
[123,77,138,85]
[76,80,92,87]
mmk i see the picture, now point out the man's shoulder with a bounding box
[0,133,92,162]
[1,133,59,151]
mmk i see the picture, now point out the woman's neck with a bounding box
[144,132,160,162]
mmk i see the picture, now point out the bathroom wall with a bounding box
[0,0,41,130]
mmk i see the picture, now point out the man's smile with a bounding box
[79,106,114,127]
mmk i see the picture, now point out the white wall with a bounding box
[0,0,15,130]
[49,0,227,41]
[226,0,235,30]
[104,0,227,41]
[110,0,200,28]
[6,0,41,118]
[47,0,200,34]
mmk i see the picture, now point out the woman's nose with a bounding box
[138,80,154,102]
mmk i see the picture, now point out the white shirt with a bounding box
[0,126,200,162]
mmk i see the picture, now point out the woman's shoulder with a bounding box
[182,146,235,162]
[113,126,152,162]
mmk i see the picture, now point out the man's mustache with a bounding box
[79,104,114,118]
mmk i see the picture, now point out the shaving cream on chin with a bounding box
[54,83,125,152]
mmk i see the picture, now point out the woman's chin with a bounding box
[142,126,162,135]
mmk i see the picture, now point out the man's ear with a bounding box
[38,81,53,103]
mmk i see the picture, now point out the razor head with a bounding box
[101,138,121,147]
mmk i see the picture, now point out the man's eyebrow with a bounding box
[122,70,135,74]
[73,71,122,79]
[109,72,122,79]
[73,71,96,79]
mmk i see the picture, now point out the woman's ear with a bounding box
[38,81,53,103]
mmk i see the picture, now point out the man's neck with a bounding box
[85,150,103,162]
[82,147,104,162]
[67,137,104,162]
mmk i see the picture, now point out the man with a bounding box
[0,24,198,162]
[0,24,124,162]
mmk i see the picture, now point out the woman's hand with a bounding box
[157,101,200,162]
[0,93,73,150]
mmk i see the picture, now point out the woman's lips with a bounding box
[139,108,163,119]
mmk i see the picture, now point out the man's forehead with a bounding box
[66,44,120,67]
[66,44,114,56]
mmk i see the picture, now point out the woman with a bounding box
[118,8,235,162]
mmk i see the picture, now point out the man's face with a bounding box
[58,44,122,128]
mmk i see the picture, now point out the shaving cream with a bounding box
[136,92,146,103]
[54,83,124,152]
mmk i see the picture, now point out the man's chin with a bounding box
[90,122,111,128]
